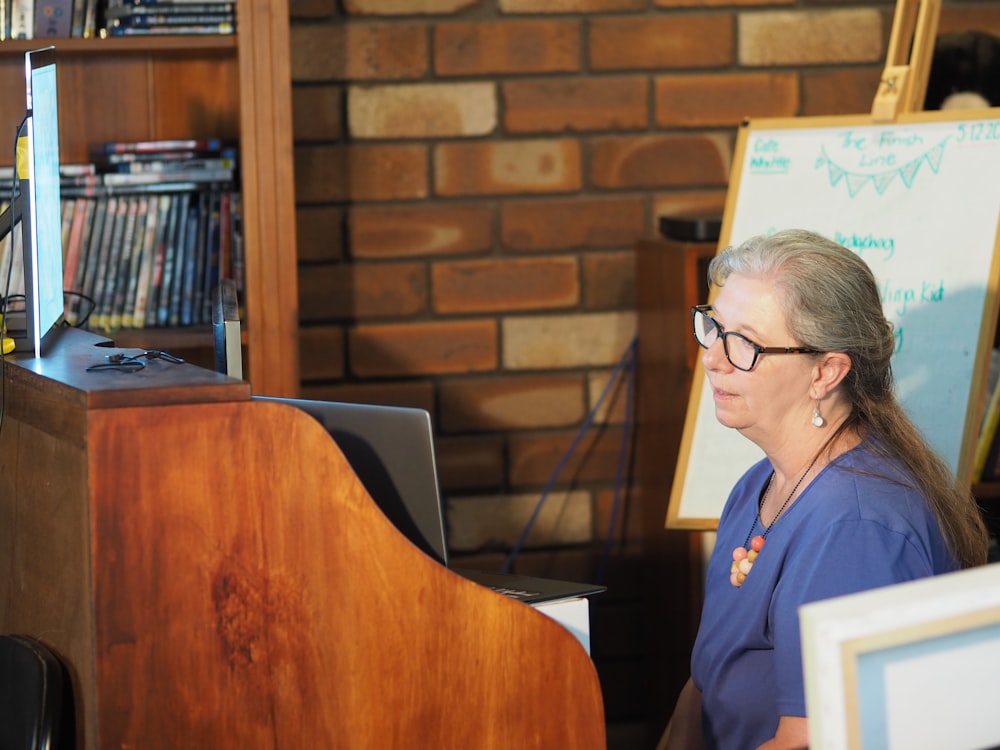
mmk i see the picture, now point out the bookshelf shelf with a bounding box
[0,36,237,55]
[0,0,298,395]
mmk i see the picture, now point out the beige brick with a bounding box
[655,72,799,127]
[587,134,732,190]
[508,427,629,485]
[738,9,883,66]
[500,0,644,11]
[299,262,428,322]
[503,77,648,134]
[296,205,344,263]
[290,24,428,83]
[299,380,436,412]
[588,368,633,425]
[299,325,345,381]
[432,257,579,314]
[589,15,733,71]
[434,139,582,197]
[350,320,498,376]
[582,250,636,310]
[502,311,637,369]
[349,203,493,259]
[348,82,497,139]
[292,84,343,141]
[435,20,581,76]
[295,144,428,202]
[446,490,594,551]
[438,374,586,431]
[501,196,647,252]
[435,435,507,491]
[344,0,479,14]
[802,67,883,117]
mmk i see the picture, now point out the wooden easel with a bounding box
[871,0,941,121]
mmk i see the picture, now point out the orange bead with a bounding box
[750,535,766,552]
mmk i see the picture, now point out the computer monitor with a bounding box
[0,46,64,358]
[211,277,242,379]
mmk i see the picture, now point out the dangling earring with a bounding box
[812,402,825,428]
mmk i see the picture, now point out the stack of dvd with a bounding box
[103,0,235,37]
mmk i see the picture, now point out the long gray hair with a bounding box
[709,229,988,568]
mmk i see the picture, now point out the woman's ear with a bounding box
[812,352,852,399]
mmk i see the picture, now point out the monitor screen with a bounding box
[22,46,64,357]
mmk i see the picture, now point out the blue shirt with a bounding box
[691,441,958,750]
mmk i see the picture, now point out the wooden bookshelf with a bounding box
[0,0,299,396]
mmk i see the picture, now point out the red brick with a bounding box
[508,426,630,486]
[435,435,507,491]
[655,0,791,5]
[596,487,644,545]
[299,262,428,322]
[939,3,1000,36]
[503,77,648,134]
[802,67,884,117]
[501,196,647,252]
[344,0,479,14]
[432,257,579,314]
[295,144,429,202]
[290,23,428,82]
[655,72,799,128]
[583,251,636,310]
[349,320,498,376]
[299,325,345,381]
[299,380,436,412]
[349,203,493,259]
[589,15,733,70]
[438,374,586,431]
[434,139,582,197]
[435,20,582,76]
[292,84,343,141]
[296,205,344,263]
[500,0,644,11]
[289,0,339,19]
[588,134,731,190]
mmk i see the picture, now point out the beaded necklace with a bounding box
[729,452,820,588]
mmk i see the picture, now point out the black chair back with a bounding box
[0,634,66,750]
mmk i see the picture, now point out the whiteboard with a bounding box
[667,110,1000,529]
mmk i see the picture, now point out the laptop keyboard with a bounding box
[488,585,544,601]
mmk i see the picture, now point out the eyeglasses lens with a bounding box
[693,309,756,371]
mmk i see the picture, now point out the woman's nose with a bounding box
[702,337,730,371]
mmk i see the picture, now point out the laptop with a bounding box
[254,396,606,604]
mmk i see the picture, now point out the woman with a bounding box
[664,229,989,750]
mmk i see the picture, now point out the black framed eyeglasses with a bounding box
[691,305,820,372]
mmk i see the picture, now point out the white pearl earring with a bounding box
[812,403,825,428]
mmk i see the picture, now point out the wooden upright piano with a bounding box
[0,328,605,749]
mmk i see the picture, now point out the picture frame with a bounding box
[800,563,1000,750]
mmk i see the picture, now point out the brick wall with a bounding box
[285,1,1000,745]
